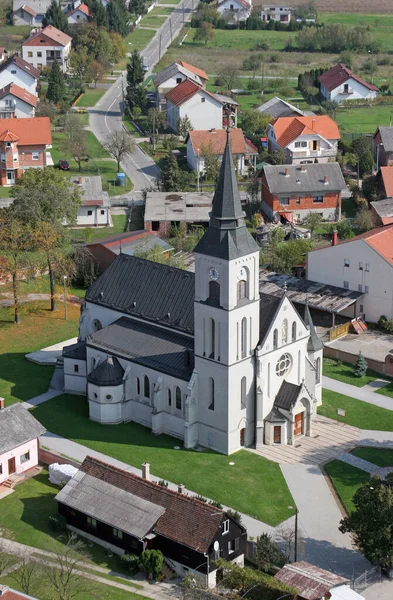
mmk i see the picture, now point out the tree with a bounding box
[46,60,66,104]
[140,549,163,580]
[43,0,69,32]
[269,149,286,165]
[351,136,374,176]
[147,108,166,148]
[303,212,323,236]
[85,0,108,26]
[261,237,313,274]
[103,131,135,172]
[129,0,146,17]
[339,474,393,569]
[69,46,91,80]
[126,50,145,115]
[354,206,376,233]
[194,21,215,45]
[241,109,270,137]
[106,0,129,36]
[255,533,286,572]
[161,153,180,191]
[87,59,105,87]
[12,169,81,312]
[110,32,127,63]
[242,53,261,78]
[62,116,90,171]
[35,100,57,121]
[45,536,92,600]
[9,553,37,595]
[353,351,368,377]
[177,115,193,139]
[218,64,240,90]
[201,142,220,182]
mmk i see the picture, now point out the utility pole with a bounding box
[152,110,156,150]
[169,18,172,44]
[197,148,200,192]
[261,61,265,97]
[182,6,185,26]
[63,275,67,321]
[294,507,298,562]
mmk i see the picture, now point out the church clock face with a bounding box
[237,267,246,280]
[209,267,220,281]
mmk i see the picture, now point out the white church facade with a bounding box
[63,134,323,455]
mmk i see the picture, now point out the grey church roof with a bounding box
[0,403,46,455]
[265,407,287,423]
[263,163,346,195]
[87,356,125,386]
[63,341,86,360]
[86,254,195,334]
[274,381,302,411]
[259,293,281,343]
[87,317,194,381]
[194,130,260,260]
[303,304,324,352]
[377,127,393,153]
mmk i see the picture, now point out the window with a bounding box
[312,140,319,151]
[175,386,182,410]
[209,281,220,306]
[144,375,150,399]
[344,259,350,267]
[344,281,349,289]
[100,210,105,215]
[20,451,30,464]
[136,377,140,396]
[87,516,97,528]
[237,280,247,301]
[241,376,246,409]
[291,321,296,342]
[365,285,369,294]
[316,357,321,384]
[359,262,363,270]
[74,364,79,373]
[222,520,229,534]
[358,284,362,292]
[32,151,39,160]
[113,528,123,539]
[201,97,206,103]
[281,319,288,344]
[360,304,364,313]
[296,197,301,205]
[168,389,172,407]
[241,317,247,358]
[208,377,215,410]
[210,318,215,359]
[37,51,42,57]
[280,197,290,205]
[295,142,301,148]
[37,64,42,70]
[6,142,11,147]
[152,221,160,231]
[27,51,33,57]
[235,538,240,551]
[176,77,182,84]
[313,195,323,203]
[11,70,16,74]
[276,353,292,377]
[87,210,93,216]
[228,540,235,554]
[273,328,278,350]
[0,464,2,475]
[365,263,370,272]
[301,141,307,147]
[344,83,349,94]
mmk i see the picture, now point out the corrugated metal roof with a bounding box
[0,404,46,455]
[258,96,304,118]
[275,561,348,600]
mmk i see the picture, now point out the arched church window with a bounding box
[208,378,215,410]
[282,319,288,345]
[210,318,215,359]
[144,375,150,399]
[136,377,140,396]
[292,321,297,342]
[168,389,172,407]
[316,357,321,384]
[273,329,278,350]
[175,386,182,410]
[208,281,220,306]
[241,317,247,358]
[241,377,246,409]
[237,280,247,301]
[276,353,292,377]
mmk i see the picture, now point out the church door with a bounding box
[240,428,245,447]
[294,412,304,437]
[273,426,281,444]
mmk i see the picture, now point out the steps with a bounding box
[2,480,12,489]
[162,559,176,580]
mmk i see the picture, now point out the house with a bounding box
[0,83,37,118]
[257,96,304,118]
[0,399,46,486]
[56,456,247,587]
[0,585,39,599]
[261,162,346,223]
[0,55,39,96]
[165,80,238,132]
[307,224,393,323]
[186,128,257,175]
[66,3,90,23]
[153,61,208,109]
[63,133,323,453]
[267,115,340,164]
[261,5,292,23]
[319,63,379,103]
[12,0,51,24]
[0,48,7,64]
[379,166,393,199]
[274,561,364,600]
[22,25,72,73]
[216,0,252,22]
[72,176,111,227]
[0,117,52,186]
[372,127,393,168]
[83,230,173,274]
[371,198,393,226]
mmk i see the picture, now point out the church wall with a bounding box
[63,357,87,394]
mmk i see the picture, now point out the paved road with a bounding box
[323,375,393,411]
[89,0,194,193]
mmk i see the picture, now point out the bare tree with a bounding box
[103,131,136,172]
[44,536,92,600]
[218,65,241,91]
[62,114,89,171]
[275,525,305,562]
[9,553,37,596]
[0,540,14,576]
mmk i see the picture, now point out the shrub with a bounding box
[158,479,169,487]
[195,494,208,503]
[49,514,67,532]
[270,54,280,63]
[140,549,163,579]
[247,78,261,91]
[214,76,225,86]
[209,499,223,509]
[121,553,140,571]
[353,351,368,377]
[227,509,242,525]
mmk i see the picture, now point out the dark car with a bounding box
[58,160,70,171]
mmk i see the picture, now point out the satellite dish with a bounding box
[213,541,219,552]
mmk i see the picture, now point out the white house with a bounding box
[261,5,292,23]
[0,83,37,118]
[267,115,340,164]
[66,3,90,24]
[165,80,238,133]
[22,25,72,73]
[216,0,252,22]
[63,134,323,454]
[0,399,46,486]
[319,64,379,103]
[0,54,39,96]
[153,61,208,108]
[307,224,393,323]
[72,176,112,227]
[12,0,51,24]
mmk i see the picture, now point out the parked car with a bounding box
[58,160,70,171]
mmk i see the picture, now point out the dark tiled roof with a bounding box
[259,293,281,343]
[87,356,124,386]
[265,407,287,423]
[377,127,393,153]
[63,341,86,360]
[262,163,346,194]
[86,254,195,334]
[0,404,46,455]
[319,63,378,93]
[80,456,230,553]
[87,317,194,381]
[258,96,304,118]
[274,381,302,411]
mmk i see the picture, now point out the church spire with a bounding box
[304,303,323,352]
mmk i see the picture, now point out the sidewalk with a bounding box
[323,376,393,411]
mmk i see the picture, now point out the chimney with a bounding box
[285,168,289,177]
[296,179,301,184]
[300,165,306,173]
[0,398,4,410]
[332,230,338,246]
[178,484,185,494]
[78,176,83,184]
[324,175,329,184]
[141,462,150,481]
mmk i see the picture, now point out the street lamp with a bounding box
[63,275,67,321]
[288,505,299,561]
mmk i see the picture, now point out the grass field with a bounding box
[75,88,108,108]
[151,6,174,15]
[322,358,382,388]
[0,274,86,300]
[351,447,393,467]
[324,460,369,513]
[124,27,157,50]
[0,186,14,197]
[71,214,128,244]
[32,394,295,525]
[319,389,393,430]
[0,25,30,52]
[336,105,393,134]
[140,14,167,28]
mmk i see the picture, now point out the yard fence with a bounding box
[328,321,351,342]
[351,566,381,593]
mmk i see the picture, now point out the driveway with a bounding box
[364,580,393,600]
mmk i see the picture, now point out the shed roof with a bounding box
[71,175,110,207]
[262,163,346,194]
[144,191,213,223]
[376,126,393,153]
[257,96,304,118]
[319,63,378,93]
[371,198,393,221]
[86,230,172,256]
[0,403,46,455]
[275,561,348,600]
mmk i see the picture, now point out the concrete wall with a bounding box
[67,10,89,23]
[0,66,37,95]
[76,206,111,227]
[0,438,39,484]
[64,356,87,394]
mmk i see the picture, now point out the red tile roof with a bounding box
[188,128,247,155]
[272,115,340,147]
[275,562,348,600]
[165,79,201,106]
[319,63,379,93]
[178,61,208,81]
[380,166,393,197]
[24,25,72,47]
[0,130,19,142]
[0,54,40,79]
[80,456,227,552]
[0,117,51,146]
[67,3,90,17]
[0,83,37,107]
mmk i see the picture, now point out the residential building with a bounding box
[56,456,247,587]
[0,400,46,486]
[84,230,173,274]
[267,115,340,164]
[0,55,39,96]
[372,127,393,168]
[165,80,238,132]
[319,63,379,103]
[257,96,304,118]
[0,83,37,118]
[186,128,257,175]
[371,198,393,226]
[71,176,111,227]
[66,3,90,23]
[63,134,323,453]
[12,0,51,24]
[216,0,252,22]
[261,162,346,223]
[153,61,208,109]
[22,25,72,72]
[261,5,292,23]
[0,116,52,186]
[307,224,393,323]
[0,49,8,64]
[379,166,393,199]
[275,561,364,600]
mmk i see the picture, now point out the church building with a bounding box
[63,133,323,455]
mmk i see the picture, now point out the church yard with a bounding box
[319,389,393,430]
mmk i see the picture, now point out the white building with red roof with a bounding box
[216,0,252,21]
[22,24,72,72]
[12,0,51,25]
[153,61,209,109]
[319,63,379,103]
[0,83,37,118]
[0,54,39,96]
[66,2,90,23]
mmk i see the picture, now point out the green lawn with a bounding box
[351,447,393,467]
[322,358,381,388]
[336,105,393,135]
[150,6,174,15]
[325,460,369,513]
[141,14,167,28]
[75,88,108,108]
[0,186,14,197]
[124,27,156,51]
[319,389,393,430]
[0,274,86,300]
[71,214,128,244]
[375,381,393,400]
[32,394,295,525]
[184,28,290,52]
[0,304,79,406]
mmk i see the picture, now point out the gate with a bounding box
[351,566,381,593]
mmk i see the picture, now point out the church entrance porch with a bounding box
[273,426,281,444]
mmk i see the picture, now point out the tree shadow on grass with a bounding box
[0,352,54,404]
